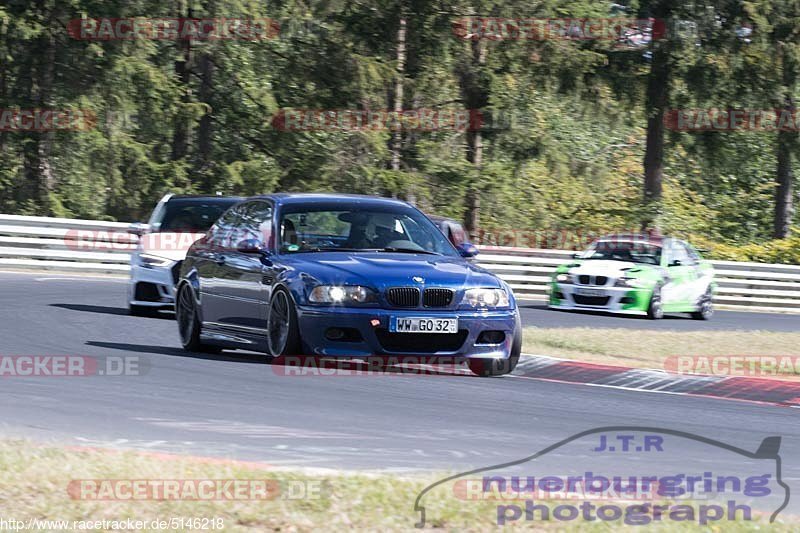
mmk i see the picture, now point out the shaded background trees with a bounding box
[0,0,798,256]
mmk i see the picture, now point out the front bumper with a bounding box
[128,261,180,308]
[295,305,519,359]
[548,282,651,315]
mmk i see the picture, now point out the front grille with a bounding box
[423,288,453,307]
[375,329,468,353]
[572,295,611,306]
[386,287,420,307]
[171,261,182,284]
[577,275,608,286]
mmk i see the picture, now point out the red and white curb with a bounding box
[513,354,800,408]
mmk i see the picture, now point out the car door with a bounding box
[661,240,696,307]
[199,205,243,325]
[682,240,713,300]
[213,200,275,334]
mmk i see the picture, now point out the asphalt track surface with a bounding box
[0,271,799,516]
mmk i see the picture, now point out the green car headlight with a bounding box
[309,285,376,304]
[462,288,510,308]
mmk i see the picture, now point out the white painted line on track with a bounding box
[508,373,794,408]
[34,276,126,282]
[0,269,127,281]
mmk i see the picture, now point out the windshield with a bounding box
[580,240,662,265]
[152,198,239,233]
[278,206,459,257]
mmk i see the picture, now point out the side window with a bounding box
[451,222,466,246]
[661,240,673,266]
[207,206,242,251]
[147,199,168,230]
[684,242,701,264]
[239,201,274,246]
[670,241,691,266]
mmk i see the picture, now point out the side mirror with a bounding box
[571,252,581,259]
[670,259,682,267]
[456,242,479,258]
[237,238,266,254]
[128,222,150,236]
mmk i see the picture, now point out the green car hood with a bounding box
[555,260,662,281]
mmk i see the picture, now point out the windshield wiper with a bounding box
[291,246,441,255]
[296,247,366,252]
[381,247,441,255]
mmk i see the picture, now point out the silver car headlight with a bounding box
[462,288,510,308]
[555,273,572,284]
[138,253,173,268]
[614,277,650,288]
[309,285,377,304]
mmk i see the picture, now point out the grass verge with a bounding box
[0,440,794,531]
[522,328,800,381]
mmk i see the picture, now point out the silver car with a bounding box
[128,194,242,316]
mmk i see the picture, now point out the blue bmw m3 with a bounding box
[176,194,521,376]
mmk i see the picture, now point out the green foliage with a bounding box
[694,229,800,264]
[0,0,797,262]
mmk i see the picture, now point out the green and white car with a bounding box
[548,234,715,320]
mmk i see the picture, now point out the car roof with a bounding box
[166,194,244,201]
[426,214,461,225]
[250,193,413,208]
[596,233,665,246]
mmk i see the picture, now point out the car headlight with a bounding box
[462,288,510,308]
[614,277,650,288]
[138,253,173,268]
[309,285,377,304]
[555,273,572,284]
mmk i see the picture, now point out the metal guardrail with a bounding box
[0,214,133,273]
[477,246,800,314]
[1,214,800,313]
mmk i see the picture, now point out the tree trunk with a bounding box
[172,1,192,162]
[774,94,796,238]
[642,1,672,230]
[460,39,487,240]
[0,16,7,154]
[23,0,57,215]
[774,41,797,239]
[390,17,406,173]
[197,52,214,189]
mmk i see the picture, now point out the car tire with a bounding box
[647,285,664,320]
[129,304,157,317]
[175,283,221,354]
[691,288,713,320]
[267,288,301,357]
[468,320,522,377]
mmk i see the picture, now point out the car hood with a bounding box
[139,232,206,262]
[286,252,501,291]
[564,260,654,278]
